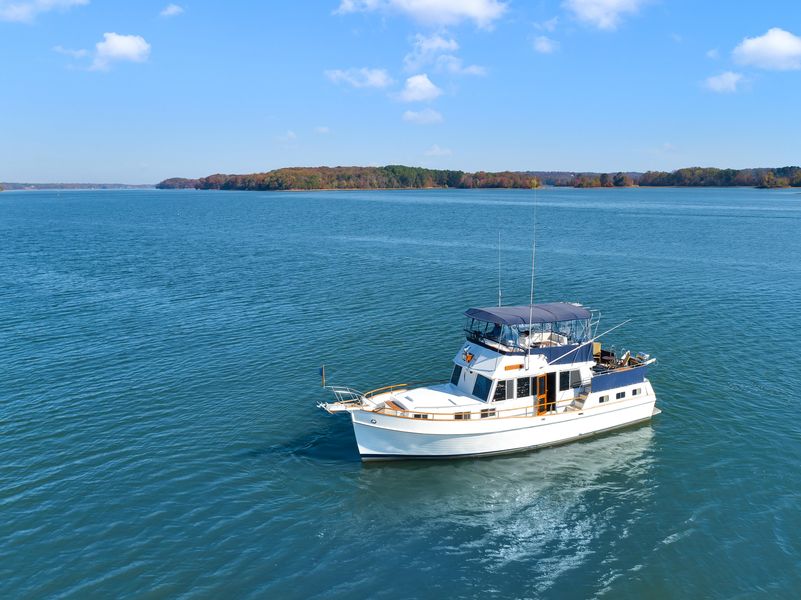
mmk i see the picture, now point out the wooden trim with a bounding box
[372,392,647,422]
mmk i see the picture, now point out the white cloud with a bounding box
[53,44,88,58]
[404,33,458,71]
[334,0,380,13]
[335,0,507,28]
[160,3,184,17]
[533,36,558,54]
[563,0,645,30]
[424,144,452,156]
[398,73,442,101]
[325,67,393,88]
[403,108,443,124]
[535,16,559,32]
[435,54,486,75]
[706,48,719,59]
[315,126,331,134]
[0,0,87,22]
[733,27,801,71]
[403,33,485,75]
[704,71,743,93]
[91,32,150,70]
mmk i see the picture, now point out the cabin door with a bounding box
[535,374,548,416]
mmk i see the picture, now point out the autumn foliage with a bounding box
[157,166,541,191]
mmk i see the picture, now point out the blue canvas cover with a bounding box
[465,302,591,325]
[591,366,648,393]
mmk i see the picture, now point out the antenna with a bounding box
[527,184,537,362]
[497,230,502,307]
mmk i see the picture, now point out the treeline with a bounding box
[535,166,801,188]
[573,173,635,188]
[157,165,801,191]
[528,171,639,187]
[157,166,541,191]
[638,166,801,188]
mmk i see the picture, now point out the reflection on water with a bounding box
[339,426,657,596]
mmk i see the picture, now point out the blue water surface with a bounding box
[1,187,800,598]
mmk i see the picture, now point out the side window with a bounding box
[493,380,512,401]
[480,408,496,418]
[454,412,471,420]
[616,391,625,399]
[450,365,462,386]
[599,395,608,403]
[560,370,581,391]
[632,388,640,396]
[472,375,492,402]
[517,376,531,398]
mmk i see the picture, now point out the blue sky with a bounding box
[2,0,800,183]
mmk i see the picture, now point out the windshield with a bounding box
[464,317,591,350]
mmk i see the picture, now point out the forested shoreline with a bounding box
[156,165,801,191]
[157,166,540,191]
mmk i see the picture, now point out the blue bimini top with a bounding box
[464,302,591,325]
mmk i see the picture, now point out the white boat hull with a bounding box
[351,395,658,460]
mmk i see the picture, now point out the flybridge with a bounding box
[463,302,593,357]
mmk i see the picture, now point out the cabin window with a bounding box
[480,408,496,418]
[493,379,512,402]
[454,412,471,420]
[450,365,462,386]
[559,370,582,391]
[517,376,531,398]
[616,391,625,400]
[632,388,640,396]
[599,395,608,404]
[472,375,492,402]
[413,413,429,419]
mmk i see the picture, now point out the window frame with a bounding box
[559,371,570,391]
[472,375,493,402]
[493,379,513,402]
[516,376,531,398]
[450,364,462,386]
[560,369,582,391]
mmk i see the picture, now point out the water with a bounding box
[1,187,800,598]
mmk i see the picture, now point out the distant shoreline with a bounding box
[5,162,801,192]
[0,183,153,191]
[155,164,801,191]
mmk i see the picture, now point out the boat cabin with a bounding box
[464,302,592,353]
[439,303,599,412]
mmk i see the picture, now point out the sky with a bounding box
[2,0,800,183]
